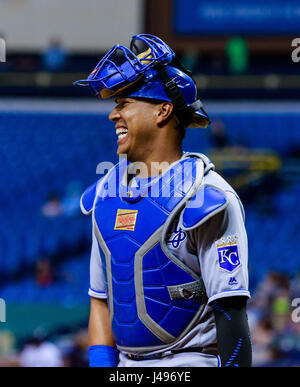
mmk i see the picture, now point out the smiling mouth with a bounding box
[116,127,129,143]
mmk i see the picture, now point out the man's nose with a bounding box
[109,107,120,122]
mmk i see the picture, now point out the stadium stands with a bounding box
[0,110,299,301]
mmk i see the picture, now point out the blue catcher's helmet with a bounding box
[74,34,210,128]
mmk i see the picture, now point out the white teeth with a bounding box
[116,127,128,140]
[116,128,128,135]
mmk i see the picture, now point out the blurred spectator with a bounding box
[0,331,16,358]
[247,270,300,366]
[209,117,250,151]
[209,118,230,149]
[41,193,64,217]
[42,37,68,72]
[250,316,275,366]
[226,36,249,75]
[62,330,89,367]
[270,308,300,366]
[211,52,226,75]
[0,330,19,367]
[36,258,53,287]
[62,181,81,217]
[15,56,37,72]
[290,271,300,300]
[252,272,290,315]
[19,333,63,367]
[41,182,81,218]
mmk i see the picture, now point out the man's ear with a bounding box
[156,102,174,126]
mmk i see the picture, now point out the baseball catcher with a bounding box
[75,34,252,367]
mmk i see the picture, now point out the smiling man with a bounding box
[75,34,252,367]
[111,96,183,175]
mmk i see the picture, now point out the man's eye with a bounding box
[118,101,129,109]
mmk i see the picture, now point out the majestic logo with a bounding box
[114,209,138,231]
[228,277,238,286]
[167,225,187,248]
[216,235,240,272]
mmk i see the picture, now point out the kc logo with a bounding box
[216,236,241,272]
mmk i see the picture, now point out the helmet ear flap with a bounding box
[154,64,210,128]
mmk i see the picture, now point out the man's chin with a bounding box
[116,145,129,157]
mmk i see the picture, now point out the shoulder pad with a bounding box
[80,181,99,215]
[183,152,215,176]
[179,185,228,231]
[80,163,121,214]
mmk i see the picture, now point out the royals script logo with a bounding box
[114,209,138,231]
[167,225,187,248]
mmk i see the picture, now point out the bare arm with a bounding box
[88,297,116,347]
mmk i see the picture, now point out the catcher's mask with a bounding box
[74,34,210,128]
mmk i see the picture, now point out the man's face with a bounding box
[109,97,159,161]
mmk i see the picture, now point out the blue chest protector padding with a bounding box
[180,185,228,230]
[82,154,228,351]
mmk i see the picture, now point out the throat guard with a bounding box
[82,153,228,352]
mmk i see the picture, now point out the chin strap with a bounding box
[154,62,202,127]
